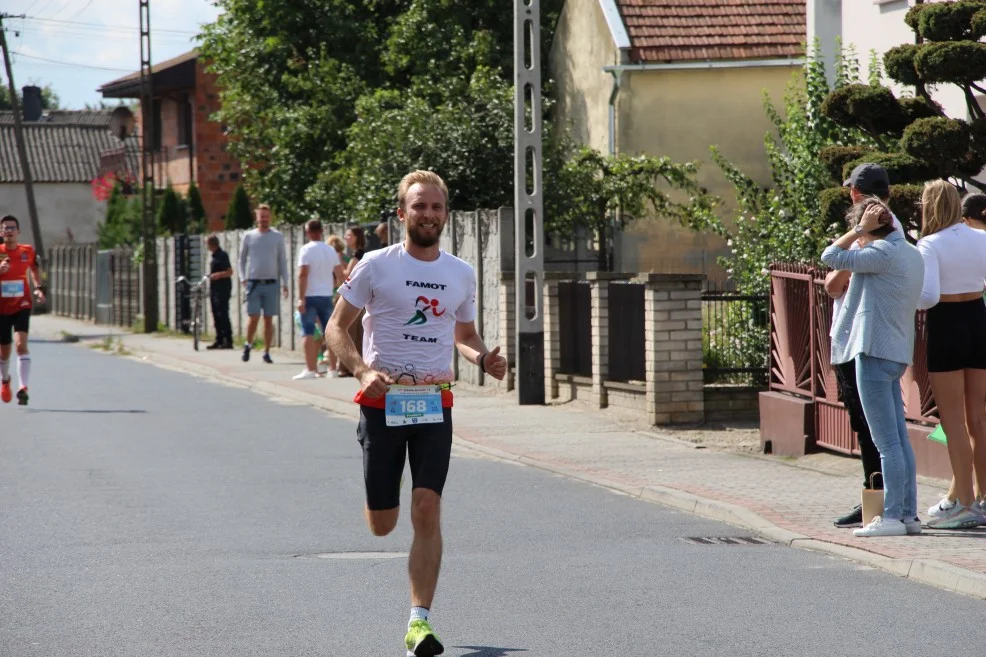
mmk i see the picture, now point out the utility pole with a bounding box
[0,13,45,265]
[514,0,545,405]
[139,0,158,332]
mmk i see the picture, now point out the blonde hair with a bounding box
[921,180,962,237]
[397,170,449,211]
[325,235,344,253]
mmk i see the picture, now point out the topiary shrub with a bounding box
[916,1,983,42]
[843,152,938,186]
[901,117,971,175]
[914,41,986,85]
[821,84,908,136]
[884,44,922,86]
[888,184,924,236]
[820,186,852,233]
[819,146,870,185]
[905,3,934,31]
[898,96,941,125]
[973,9,986,39]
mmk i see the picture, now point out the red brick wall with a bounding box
[194,62,242,231]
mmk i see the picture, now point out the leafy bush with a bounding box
[186,181,206,234]
[900,117,971,174]
[156,182,184,235]
[821,84,908,137]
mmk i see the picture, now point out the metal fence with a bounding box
[608,281,645,382]
[557,280,591,377]
[701,282,769,387]
[48,244,141,328]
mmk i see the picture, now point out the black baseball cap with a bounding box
[844,163,890,196]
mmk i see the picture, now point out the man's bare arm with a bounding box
[326,297,364,373]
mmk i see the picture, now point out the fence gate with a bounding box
[95,251,112,325]
[174,235,192,333]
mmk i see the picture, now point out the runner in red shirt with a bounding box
[0,215,45,406]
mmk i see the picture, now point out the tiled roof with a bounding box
[0,109,115,126]
[0,123,138,184]
[616,0,806,63]
[98,49,198,92]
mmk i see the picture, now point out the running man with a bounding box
[326,170,507,657]
[0,215,45,406]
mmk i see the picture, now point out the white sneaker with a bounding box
[853,516,906,537]
[902,517,922,535]
[977,500,986,526]
[926,501,982,529]
[326,370,339,379]
[292,369,318,380]
[928,497,955,518]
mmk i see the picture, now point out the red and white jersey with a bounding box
[0,243,36,314]
[339,244,476,385]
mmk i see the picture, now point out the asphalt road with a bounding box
[2,341,984,657]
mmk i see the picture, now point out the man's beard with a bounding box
[407,219,444,248]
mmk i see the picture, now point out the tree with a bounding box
[0,84,60,111]
[199,0,564,223]
[693,43,879,295]
[156,182,185,235]
[225,184,253,230]
[186,181,206,234]
[98,184,142,249]
[549,146,718,270]
[821,1,986,195]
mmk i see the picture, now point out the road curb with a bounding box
[121,341,986,600]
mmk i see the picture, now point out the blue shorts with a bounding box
[246,281,279,317]
[300,296,332,336]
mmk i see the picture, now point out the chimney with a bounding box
[22,85,43,122]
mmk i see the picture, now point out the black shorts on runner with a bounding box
[357,405,453,511]
[0,309,30,345]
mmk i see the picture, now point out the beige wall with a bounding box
[0,182,105,248]
[615,65,797,277]
[548,0,618,153]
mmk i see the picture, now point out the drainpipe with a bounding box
[607,68,623,157]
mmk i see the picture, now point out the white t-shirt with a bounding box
[339,244,476,385]
[297,241,341,297]
[831,212,905,336]
[916,222,986,310]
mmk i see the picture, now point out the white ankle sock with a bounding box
[0,358,8,380]
[409,606,429,627]
[17,355,30,388]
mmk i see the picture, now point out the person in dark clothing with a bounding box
[206,235,234,349]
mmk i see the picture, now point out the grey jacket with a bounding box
[821,231,924,366]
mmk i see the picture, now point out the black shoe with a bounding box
[219,342,234,350]
[833,504,863,528]
[16,387,28,406]
[205,341,222,350]
[262,352,273,364]
[242,344,251,362]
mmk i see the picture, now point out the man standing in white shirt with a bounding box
[293,219,344,380]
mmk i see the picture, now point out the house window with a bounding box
[144,98,162,151]
[177,93,193,148]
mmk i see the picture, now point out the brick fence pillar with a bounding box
[641,273,706,425]
[588,273,610,408]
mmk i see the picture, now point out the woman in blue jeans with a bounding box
[822,198,925,537]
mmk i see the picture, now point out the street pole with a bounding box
[514,0,545,405]
[139,0,158,332]
[0,13,45,265]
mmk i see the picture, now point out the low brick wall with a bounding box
[705,385,760,423]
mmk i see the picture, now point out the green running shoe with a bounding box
[405,619,444,656]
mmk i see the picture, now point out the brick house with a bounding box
[98,49,241,231]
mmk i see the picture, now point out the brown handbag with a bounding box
[861,472,885,525]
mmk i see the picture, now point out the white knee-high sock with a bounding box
[0,358,9,381]
[17,355,30,388]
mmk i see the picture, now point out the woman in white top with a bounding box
[916,181,986,528]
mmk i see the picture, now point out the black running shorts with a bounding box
[0,309,30,345]
[926,299,986,373]
[357,405,453,511]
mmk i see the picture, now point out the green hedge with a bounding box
[901,117,971,175]
[821,84,907,135]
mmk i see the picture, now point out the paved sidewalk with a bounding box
[30,315,986,600]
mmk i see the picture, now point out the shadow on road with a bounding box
[26,409,148,414]
[456,647,527,657]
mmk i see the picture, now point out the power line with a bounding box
[10,51,133,72]
[10,24,192,44]
[67,0,95,22]
[23,15,197,35]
